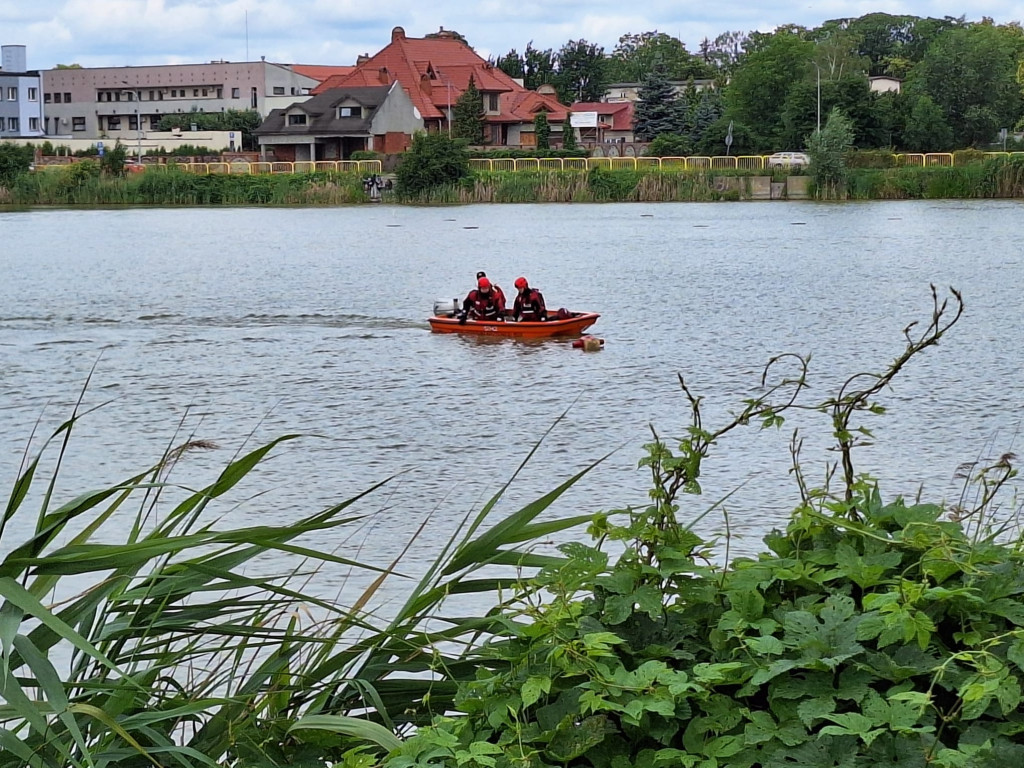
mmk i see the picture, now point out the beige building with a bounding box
[868,76,902,94]
[42,61,318,142]
[603,79,717,103]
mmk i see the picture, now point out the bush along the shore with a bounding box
[387,288,1024,768]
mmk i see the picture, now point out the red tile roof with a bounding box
[291,64,355,83]
[570,101,634,131]
[313,27,567,125]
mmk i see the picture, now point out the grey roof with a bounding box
[253,85,392,136]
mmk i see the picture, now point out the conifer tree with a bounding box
[561,116,578,150]
[452,75,485,145]
[689,90,724,146]
[633,66,684,141]
[534,112,551,150]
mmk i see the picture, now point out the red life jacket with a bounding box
[514,288,546,321]
[465,289,502,319]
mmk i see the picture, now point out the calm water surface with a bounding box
[2,201,1023,600]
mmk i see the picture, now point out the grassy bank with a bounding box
[5,157,1024,206]
[2,165,368,205]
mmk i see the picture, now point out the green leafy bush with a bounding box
[845,150,898,168]
[646,133,693,157]
[395,132,471,199]
[469,148,590,159]
[384,289,1024,768]
[0,143,34,187]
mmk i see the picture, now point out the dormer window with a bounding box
[338,106,361,118]
[288,114,307,126]
[426,64,436,80]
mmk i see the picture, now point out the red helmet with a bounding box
[477,277,491,289]
[514,276,528,290]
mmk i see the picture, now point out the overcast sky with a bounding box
[1,1,1021,70]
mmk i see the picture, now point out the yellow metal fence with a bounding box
[145,153,1024,175]
[166,159,383,174]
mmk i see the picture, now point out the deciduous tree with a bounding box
[908,22,1024,146]
[495,49,525,80]
[807,106,855,197]
[901,94,954,150]
[554,39,608,104]
[608,32,708,83]
[523,43,557,91]
[394,133,470,198]
[726,30,816,149]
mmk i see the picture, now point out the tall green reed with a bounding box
[0,395,598,767]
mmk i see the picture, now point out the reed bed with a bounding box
[0,400,598,767]
[7,167,368,206]
[9,159,1024,207]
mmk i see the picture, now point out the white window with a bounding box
[7,87,16,101]
[72,116,86,131]
[232,87,240,99]
[288,113,307,125]
[338,106,360,118]
[272,86,285,95]
[107,116,121,130]
[29,117,39,131]
[28,87,38,101]
[9,117,19,131]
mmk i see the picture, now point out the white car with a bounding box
[767,151,811,168]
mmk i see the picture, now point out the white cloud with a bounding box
[3,0,1024,69]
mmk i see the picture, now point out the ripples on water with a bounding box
[1,201,1023,602]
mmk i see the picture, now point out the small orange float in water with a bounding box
[572,335,605,352]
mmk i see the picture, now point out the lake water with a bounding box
[2,200,1023,600]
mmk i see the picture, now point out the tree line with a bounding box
[489,14,1024,153]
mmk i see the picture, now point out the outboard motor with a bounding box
[433,298,460,317]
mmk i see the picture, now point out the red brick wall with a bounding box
[375,133,410,153]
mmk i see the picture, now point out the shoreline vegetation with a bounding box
[5,159,1024,206]
[11,288,1024,768]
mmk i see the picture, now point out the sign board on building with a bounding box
[96,141,104,157]
[570,112,599,128]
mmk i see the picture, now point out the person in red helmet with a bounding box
[460,275,505,323]
[511,276,547,322]
[475,271,506,309]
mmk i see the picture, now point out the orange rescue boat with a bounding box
[428,311,600,338]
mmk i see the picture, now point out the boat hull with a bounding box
[428,312,600,338]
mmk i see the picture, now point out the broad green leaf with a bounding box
[746,635,784,656]
[521,675,551,708]
[796,697,836,728]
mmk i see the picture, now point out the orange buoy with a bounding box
[572,335,605,351]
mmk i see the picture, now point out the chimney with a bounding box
[356,53,370,65]
[391,26,406,42]
[378,66,390,85]
[1,45,27,73]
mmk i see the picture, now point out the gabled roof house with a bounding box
[253,81,422,161]
[314,26,568,147]
[568,101,635,144]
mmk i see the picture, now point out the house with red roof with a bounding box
[313,26,568,147]
[568,101,635,145]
